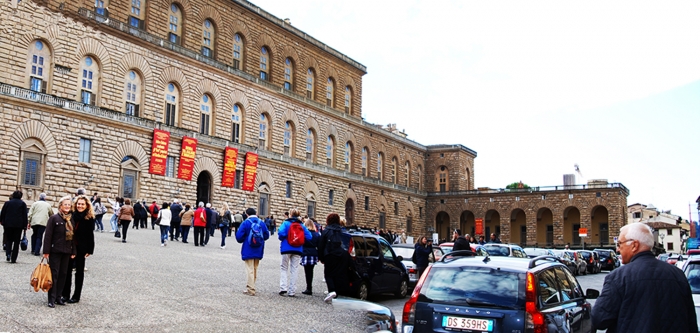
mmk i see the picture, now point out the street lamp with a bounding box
[660,233,666,250]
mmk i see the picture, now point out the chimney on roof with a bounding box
[284,18,291,25]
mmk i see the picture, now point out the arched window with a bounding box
[344,141,353,172]
[306,129,316,162]
[326,136,335,167]
[306,68,315,99]
[361,147,368,176]
[405,161,411,187]
[417,165,423,191]
[377,152,384,181]
[95,0,109,16]
[326,77,335,107]
[129,0,146,28]
[259,46,270,81]
[344,86,352,114]
[168,3,183,45]
[233,33,244,70]
[200,94,213,135]
[164,82,180,126]
[284,58,294,90]
[201,19,215,58]
[283,121,294,156]
[258,113,269,149]
[391,157,398,183]
[79,56,100,106]
[123,70,142,116]
[307,192,316,219]
[19,138,47,189]
[231,104,242,143]
[26,40,51,93]
[437,166,448,192]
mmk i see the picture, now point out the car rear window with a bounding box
[596,251,611,259]
[482,246,510,256]
[393,247,413,259]
[685,263,700,294]
[420,266,525,308]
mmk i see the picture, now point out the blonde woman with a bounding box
[219,203,232,249]
[300,219,320,295]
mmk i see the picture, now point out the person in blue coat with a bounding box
[277,208,312,297]
[301,219,321,295]
[413,236,433,279]
[235,207,269,296]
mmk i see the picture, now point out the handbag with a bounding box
[20,230,28,251]
[114,230,121,238]
[30,258,53,292]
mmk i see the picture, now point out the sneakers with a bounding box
[221,246,226,249]
[302,290,312,295]
[242,290,255,296]
[279,291,287,296]
[161,244,164,247]
[324,291,337,304]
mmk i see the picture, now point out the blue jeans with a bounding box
[220,226,228,247]
[31,225,45,254]
[95,214,104,231]
[180,226,190,243]
[160,225,170,244]
[110,214,118,232]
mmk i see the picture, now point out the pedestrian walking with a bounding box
[27,192,52,256]
[62,194,95,303]
[92,197,106,232]
[277,209,312,297]
[592,222,698,333]
[132,199,146,230]
[157,202,172,246]
[219,203,232,249]
[451,229,470,252]
[169,199,183,241]
[301,218,320,295]
[179,204,193,244]
[235,207,270,296]
[193,202,207,247]
[232,211,243,235]
[318,213,354,303]
[0,190,28,263]
[107,195,121,233]
[43,196,75,308]
[148,200,160,230]
[118,198,135,243]
[205,203,217,245]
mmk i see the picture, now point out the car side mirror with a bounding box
[585,289,600,299]
[397,255,404,262]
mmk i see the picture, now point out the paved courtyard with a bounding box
[0,221,367,332]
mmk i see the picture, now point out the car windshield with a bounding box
[420,266,524,308]
[482,246,510,256]
[524,248,549,256]
[685,263,700,294]
[596,251,610,259]
[393,247,414,259]
[441,245,454,254]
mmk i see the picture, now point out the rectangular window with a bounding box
[122,169,136,199]
[125,102,139,117]
[165,156,176,178]
[202,47,212,58]
[81,90,95,105]
[232,123,240,143]
[364,196,369,210]
[394,202,398,215]
[419,207,422,218]
[258,193,269,216]
[406,217,412,233]
[199,113,210,135]
[30,77,43,93]
[668,242,674,251]
[168,32,180,45]
[234,170,241,189]
[165,103,176,126]
[129,16,144,28]
[285,181,292,198]
[600,223,609,245]
[668,228,673,236]
[328,190,334,205]
[22,153,41,186]
[633,212,641,219]
[284,82,291,90]
[79,138,91,163]
[379,212,386,229]
[307,201,316,219]
[233,59,240,70]
[260,71,268,81]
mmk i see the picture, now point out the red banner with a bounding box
[221,147,239,187]
[177,136,197,180]
[475,218,484,236]
[241,152,259,191]
[149,129,170,175]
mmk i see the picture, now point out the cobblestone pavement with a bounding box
[0,222,367,333]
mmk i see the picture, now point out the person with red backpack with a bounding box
[277,208,312,297]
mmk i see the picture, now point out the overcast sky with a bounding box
[255,0,700,221]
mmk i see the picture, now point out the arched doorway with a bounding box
[536,208,554,246]
[345,199,354,226]
[592,206,609,246]
[196,171,212,205]
[460,211,475,237]
[510,209,526,245]
[435,212,450,242]
[563,207,581,246]
[485,210,500,240]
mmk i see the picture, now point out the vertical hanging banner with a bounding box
[221,147,239,187]
[241,152,259,191]
[177,136,197,180]
[149,129,170,175]
[475,218,484,236]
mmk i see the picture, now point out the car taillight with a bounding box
[403,265,432,325]
[589,257,593,264]
[525,272,547,333]
[608,258,612,264]
[408,268,416,274]
[348,238,355,257]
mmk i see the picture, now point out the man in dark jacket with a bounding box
[169,199,183,241]
[204,203,217,245]
[451,229,471,252]
[0,190,28,263]
[592,222,698,333]
[133,200,147,229]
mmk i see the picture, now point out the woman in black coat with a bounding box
[413,236,433,278]
[43,196,76,308]
[62,195,95,303]
[0,190,28,263]
[301,219,320,295]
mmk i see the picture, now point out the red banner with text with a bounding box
[149,129,170,175]
[241,152,259,191]
[177,136,197,181]
[475,218,484,236]
[221,147,239,187]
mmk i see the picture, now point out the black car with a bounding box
[577,250,601,274]
[402,252,599,333]
[340,231,410,300]
[594,249,619,271]
[551,249,579,275]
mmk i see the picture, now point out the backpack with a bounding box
[247,218,264,248]
[324,228,347,256]
[151,205,159,216]
[288,221,306,247]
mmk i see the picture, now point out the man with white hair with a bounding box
[27,193,52,256]
[169,199,183,241]
[592,222,697,332]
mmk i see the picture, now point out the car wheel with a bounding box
[357,280,369,301]
[395,279,408,298]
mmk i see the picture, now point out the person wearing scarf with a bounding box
[62,195,95,303]
[43,196,76,308]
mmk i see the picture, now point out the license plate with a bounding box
[442,316,493,332]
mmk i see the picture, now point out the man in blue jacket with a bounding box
[277,208,312,297]
[235,208,269,296]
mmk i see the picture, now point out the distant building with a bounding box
[628,203,690,252]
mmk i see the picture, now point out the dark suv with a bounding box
[594,249,619,271]
[402,252,599,333]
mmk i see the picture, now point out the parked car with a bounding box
[682,256,700,331]
[594,249,619,271]
[402,254,600,333]
[480,244,528,258]
[565,250,587,275]
[392,243,444,287]
[551,249,579,275]
[439,242,485,256]
[658,253,670,262]
[333,298,398,333]
[667,253,682,266]
[577,250,601,274]
[523,247,556,258]
[341,231,410,300]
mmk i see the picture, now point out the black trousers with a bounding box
[303,264,315,291]
[170,221,181,240]
[204,224,211,245]
[323,252,353,296]
[31,225,46,255]
[135,216,147,229]
[3,227,22,262]
[180,226,191,243]
[48,253,71,303]
[120,220,131,240]
[193,226,205,246]
[151,216,158,229]
[63,253,87,301]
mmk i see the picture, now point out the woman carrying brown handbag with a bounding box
[62,195,95,303]
[43,196,76,308]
